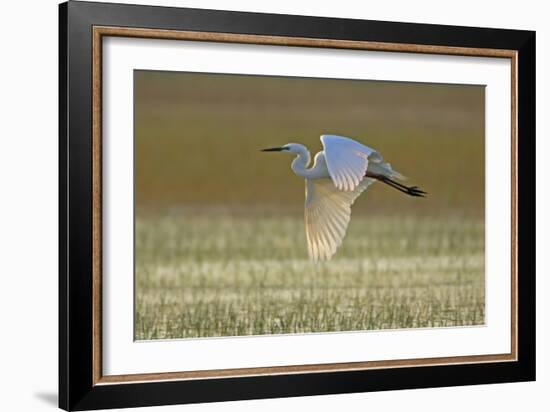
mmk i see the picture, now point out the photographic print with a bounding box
[60,4,534,408]
[134,71,485,340]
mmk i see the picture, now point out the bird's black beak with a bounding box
[261,147,286,152]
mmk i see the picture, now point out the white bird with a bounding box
[262,134,426,261]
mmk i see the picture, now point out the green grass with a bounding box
[135,209,484,340]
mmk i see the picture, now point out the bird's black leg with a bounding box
[365,172,427,197]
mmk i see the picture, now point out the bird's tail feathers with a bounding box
[388,168,407,181]
[369,162,407,181]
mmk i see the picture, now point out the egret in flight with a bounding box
[262,134,426,261]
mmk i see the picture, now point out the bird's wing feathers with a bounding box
[320,134,380,191]
[305,177,375,261]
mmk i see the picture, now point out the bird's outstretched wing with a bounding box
[305,177,375,261]
[321,135,381,191]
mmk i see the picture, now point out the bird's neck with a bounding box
[291,148,313,178]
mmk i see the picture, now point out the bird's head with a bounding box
[261,143,307,155]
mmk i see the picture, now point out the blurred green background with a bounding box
[134,70,485,340]
[135,71,484,217]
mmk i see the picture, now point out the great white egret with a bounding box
[262,134,426,261]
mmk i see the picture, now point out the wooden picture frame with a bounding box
[59,1,535,410]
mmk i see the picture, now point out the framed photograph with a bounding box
[59,1,535,410]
